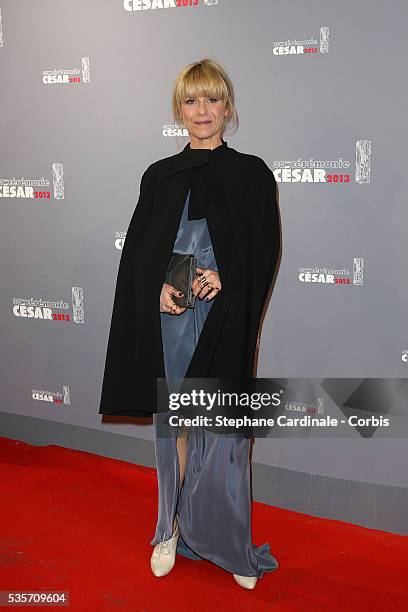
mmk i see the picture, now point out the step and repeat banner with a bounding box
[1,1,407,481]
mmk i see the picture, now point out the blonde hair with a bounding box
[172,58,239,138]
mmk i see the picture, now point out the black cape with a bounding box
[99,139,281,418]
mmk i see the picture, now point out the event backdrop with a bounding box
[1,0,407,533]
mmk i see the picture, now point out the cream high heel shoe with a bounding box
[150,522,180,577]
[233,574,258,589]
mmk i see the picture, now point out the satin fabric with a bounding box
[151,190,278,578]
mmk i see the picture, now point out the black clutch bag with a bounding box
[164,252,197,308]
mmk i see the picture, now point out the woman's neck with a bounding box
[188,135,224,150]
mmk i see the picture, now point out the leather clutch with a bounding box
[164,252,197,308]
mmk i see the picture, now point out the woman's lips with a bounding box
[195,121,212,124]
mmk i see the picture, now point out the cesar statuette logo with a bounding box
[273,140,372,184]
[273,26,330,56]
[12,288,85,323]
[0,162,65,200]
[42,57,90,85]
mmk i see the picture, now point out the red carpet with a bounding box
[0,436,406,611]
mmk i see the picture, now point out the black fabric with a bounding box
[98,139,281,418]
[187,138,228,220]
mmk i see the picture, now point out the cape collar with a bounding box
[166,138,228,177]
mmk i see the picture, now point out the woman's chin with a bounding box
[190,127,216,140]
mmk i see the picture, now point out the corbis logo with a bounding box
[298,258,364,286]
[42,57,90,85]
[0,162,65,200]
[32,385,71,405]
[273,140,371,184]
[123,0,218,11]
[115,231,126,250]
[163,123,189,137]
[12,288,85,323]
[273,26,330,56]
[401,351,408,363]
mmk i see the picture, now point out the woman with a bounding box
[99,59,281,590]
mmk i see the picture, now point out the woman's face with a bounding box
[180,95,229,145]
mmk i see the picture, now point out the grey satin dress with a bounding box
[150,189,278,578]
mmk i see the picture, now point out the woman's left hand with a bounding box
[192,267,221,302]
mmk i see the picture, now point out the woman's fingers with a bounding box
[160,283,186,314]
[194,281,220,299]
[202,285,220,302]
[164,283,183,299]
[165,302,186,315]
[193,268,221,299]
[192,268,205,297]
[161,298,186,314]
[197,281,213,299]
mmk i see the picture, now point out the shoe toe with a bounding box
[150,562,170,578]
[233,574,258,589]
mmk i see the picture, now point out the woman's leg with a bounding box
[176,434,188,488]
[173,425,189,531]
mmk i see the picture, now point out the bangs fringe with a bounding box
[178,64,228,101]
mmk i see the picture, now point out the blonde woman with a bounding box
[99,59,281,589]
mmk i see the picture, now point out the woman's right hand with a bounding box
[160,283,187,315]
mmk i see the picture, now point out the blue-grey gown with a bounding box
[150,189,278,578]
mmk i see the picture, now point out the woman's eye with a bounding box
[184,98,218,104]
